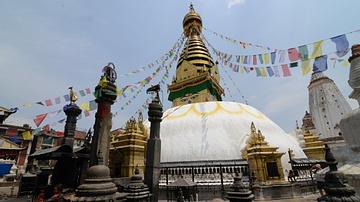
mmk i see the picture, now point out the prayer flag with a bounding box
[266,66,274,77]
[255,68,262,77]
[260,67,267,77]
[313,55,328,72]
[23,104,32,107]
[64,94,70,102]
[58,118,66,124]
[290,62,298,68]
[288,48,301,62]
[55,97,61,104]
[89,100,97,111]
[33,113,48,127]
[271,52,276,64]
[98,76,108,88]
[79,90,86,97]
[45,99,53,106]
[85,88,91,94]
[80,102,90,111]
[301,60,311,76]
[281,64,291,77]
[264,53,269,64]
[278,50,286,63]
[331,34,350,58]
[84,110,90,117]
[9,136,20,144]
[258,54,264,64]
[274,66,280,77]
[49,110,61,117]
[311,40,324,59]
[299,45,309,61]
[253,55,257,65]
[36,101,44,106]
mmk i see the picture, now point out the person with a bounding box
[310,164,325,196]
[46,184,64,202]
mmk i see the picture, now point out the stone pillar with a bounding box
[317,144,360,201]
[63,103,82,147]
[145,84,163,202]
[90,63,118,167]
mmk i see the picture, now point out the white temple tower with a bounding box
[308,71,352,140]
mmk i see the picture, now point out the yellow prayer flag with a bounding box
[311,40,324,59]
[260,67,267,77]
[98,76,108,88]
[264,53,269,64]
[240,66,244,74]
[342,60,349,66]
[22,131,33,140]
[79,102,90,111]
[301,60,311,76]
[22,104,32,107]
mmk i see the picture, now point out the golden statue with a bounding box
[69,86,78,103]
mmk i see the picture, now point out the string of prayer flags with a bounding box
[203,27,275,51]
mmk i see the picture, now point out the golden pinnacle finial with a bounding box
[250,122,256,134]
[69,86,78,103]
[189,3,194,11]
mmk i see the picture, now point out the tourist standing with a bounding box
[311,164,325,196]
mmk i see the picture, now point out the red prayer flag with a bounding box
[281,64,291,77]
[45,99,53,106]
[33,113,48,127]
[85,88,91,94]
[288,48,301,62]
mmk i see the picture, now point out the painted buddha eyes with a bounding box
[180,93,199,103]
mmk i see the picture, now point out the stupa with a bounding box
[153,4,308,200]
[308,70,351,141]
[338,44,360,194]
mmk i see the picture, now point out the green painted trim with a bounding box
[168,80,222,101]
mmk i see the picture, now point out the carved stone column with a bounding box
[90,63,118,167]
[145,85,163,202]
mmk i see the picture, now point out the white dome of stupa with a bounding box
[158,101,307,172]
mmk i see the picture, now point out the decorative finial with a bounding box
[69,86,78,103]
[250,122,256,134]
[102,62,117,84]
[146,84,161,102]
[189,3,194,11]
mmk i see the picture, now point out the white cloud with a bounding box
[228,0,245,8]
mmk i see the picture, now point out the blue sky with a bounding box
[1,0,359,133]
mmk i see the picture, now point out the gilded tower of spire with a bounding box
[167,4,224,107]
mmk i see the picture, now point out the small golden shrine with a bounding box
[109,112,149,177]
[241,122,285,184]
[302,128,325,159]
